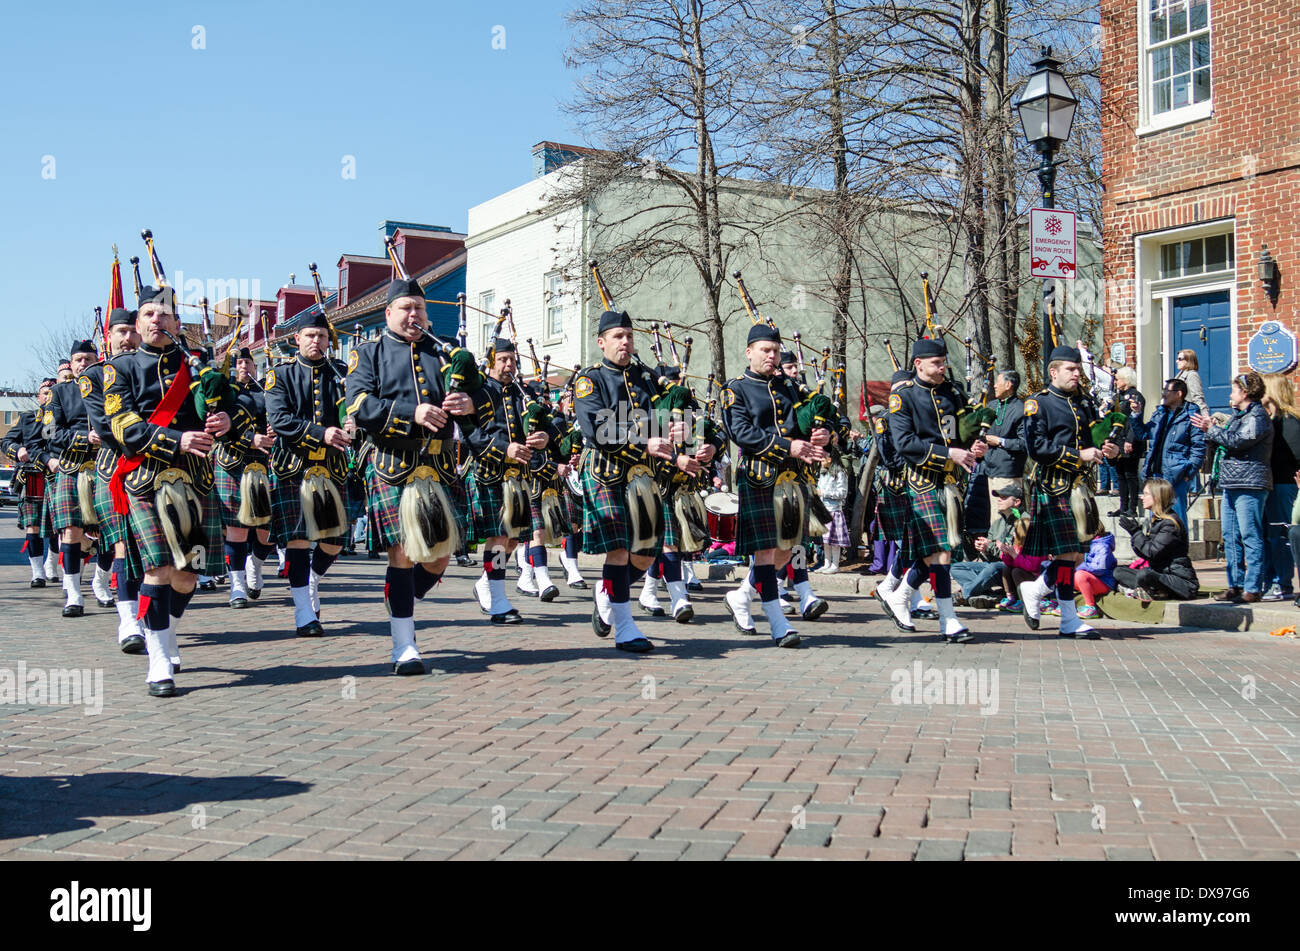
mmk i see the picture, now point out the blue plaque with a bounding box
[1247,321,1297,374]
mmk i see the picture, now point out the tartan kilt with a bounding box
[1024,487,1084,557]
[900,481,948,562]
[471,477,533,543]
[874,484,910,543]
[580,467,660,557]
[49,469,85,532]
[91,476,129,548]
[17,473,46,531]
[271,472,347,547]
[825,509,850,547]
[735,474,780,556]
[126,487,224,576]
[37,494,55,537]
[365,461,469,553]
[458,470,477,543]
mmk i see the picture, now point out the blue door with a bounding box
[1171,290,1231,413]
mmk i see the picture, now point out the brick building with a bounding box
[1101,0,1300,413]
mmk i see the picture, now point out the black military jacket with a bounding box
[1023,384,1101,496]
[888,375,970,489]
[49,378,94,472]
[264,355,347,482]
[721,369,807,487]
[467,375,530,486]
[2,406,53,472]
[574,356,661,486]
[345,329,490,486]
[214,377,268,472]
[78,361,128,483]
[874,376,912,492]
[103,342,238,496]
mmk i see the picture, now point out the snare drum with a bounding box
[704,491,739,545]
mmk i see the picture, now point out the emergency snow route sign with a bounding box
[1030,208,1077,280]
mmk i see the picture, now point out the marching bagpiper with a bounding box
[552,389,587,589]
[2,378,58,586]
[870,367,926,632]
[80,308,146,652]
[1018,344,1119,637]
[213,347,277,608]
[467,336,538,621]
[575,309,695,652]
[104,286,237,696]
[345,275,489,674]
[778,349,829,621]
[720,322,828,648]
[264,312,352,637]
[48,339,110,617]
[880,336,990,641]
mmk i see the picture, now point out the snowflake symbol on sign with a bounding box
[1044,215,1063,236]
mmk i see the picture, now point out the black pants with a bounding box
[1113,564,1198,601]
[1115,457,1142,516]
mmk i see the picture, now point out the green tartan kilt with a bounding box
[1024,487,1084,557]
[874,483,910,542]
[91,476,129,548]
[271,471,347,547]
[900,481,948,562]
[456,470,475,543]
[471,476,533,543]
[48,469,85,532]
[580,467,660,557]
[365,461,469,554]
[736,473,780,556]
[17,472,47,531]
[37,494,55,537]
[564,483,583,532]
[126,487,224,576]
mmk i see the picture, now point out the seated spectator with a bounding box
[952,483,1023,607]
[1073,531,1117,619]
[1115,478,1199,601]
[998,513,1050,613]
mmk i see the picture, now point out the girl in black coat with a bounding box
[1115,478,1199,601]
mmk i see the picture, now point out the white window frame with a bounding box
[1137,0,1213,135]
[544,271,564,344]
[478,290,496,353]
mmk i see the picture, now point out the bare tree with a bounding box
[28,311,97,390]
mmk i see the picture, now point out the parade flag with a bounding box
[105,247,125,355]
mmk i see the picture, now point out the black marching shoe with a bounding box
[801,598,828,621]
[119,635,146,654]
[592,605,611,638]
[247,587,262,601]
[615,637,654,654]
[96,597,115,609]
[873,588,916,634]
[456,554,477,568]
[673,603,695,624]
[686,580,704,593]
[148,680,176,698]
[539,586,559,603]
[640,602,666,618]
[199,580,217,592]
[568,579,588,590]
[776,632,802,648]
[30,578,46,588]
[491,609,523,625]
[296,620,325,637]
[945,628,974,644]
[62,604,84,618]
[1021,600,1040,631]
[230,597,249,609]
[393,659,425,676]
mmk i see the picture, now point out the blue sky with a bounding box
[0,1,578,386]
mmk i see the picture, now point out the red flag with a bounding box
[859,384,868,422]
[105,251,125,356]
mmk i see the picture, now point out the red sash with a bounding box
[109,361,192,515]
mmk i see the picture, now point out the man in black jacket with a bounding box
[982,370,1026,511]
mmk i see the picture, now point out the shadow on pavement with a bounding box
[0,771,311,840]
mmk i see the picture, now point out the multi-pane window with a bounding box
[545,272,564,338]
[479,291,496,352]
[1158,233,1233,279]
[1147,0,1210,117]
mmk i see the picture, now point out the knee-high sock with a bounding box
[27,535,44,558]
[311,546,337,576]
[413,565,442,600]
[168,587,194,623]
[113,558,130,601]
[603,562,630,604]
[251,537,275,562]
[385,566,415,619]
[61,543,83,576]
[564,534,578,559]
[928,564,952,599]
[138,583,173,682]
[1050,560,1076,600]
[224,539,249,573]
[96,548,114,572]
[528,545,548,568]
[905,560,926,589]
[287,548,311,588]
[660,551,682,583]
[627,562,648,587]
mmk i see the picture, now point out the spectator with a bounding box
[1260,374,1300,601]
[1073,531,1117,619]
[953,483,1023,608]
[1136,378,1205,525]
[1115,478,1200,601]
[1113,367,1147,517]
[1192,371,1273,603]
[982,370,1026,511]
[1175,349,1207,414]
[998,512,1050,614]
[815,450,850,573]
[1284,471,1300,608]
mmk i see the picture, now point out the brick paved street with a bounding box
[1,510,1298,861]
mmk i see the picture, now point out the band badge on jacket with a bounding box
[348,349,359,373]
[575,376,594,399]
[888,394,902,413]
[1024,399,1038,416]
[264,369,276,391]
[78,377,93,398]
[103,365,115,389]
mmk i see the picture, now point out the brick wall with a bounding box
[1101,0,1300,367]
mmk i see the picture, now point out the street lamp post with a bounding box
[1015,47,1079,378]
